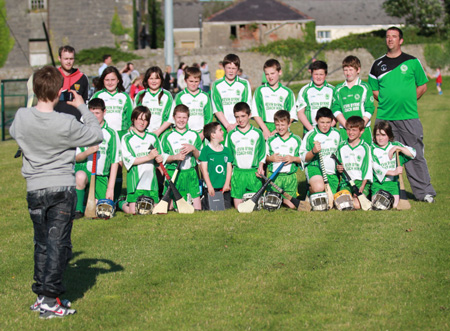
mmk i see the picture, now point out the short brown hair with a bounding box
[185,66,201,80]
[223,54,240,69]
[264,59,281,71]
[203,122,220,141]
[131,106,151,128]
[173,104,190,117]
[342,55,361,70]
[274,110,290,123]
[233,102,250,115]
[58,45,75,57]
[310,60,328,75]
[33,66,63,102]
[346,116,365,131]
[373,120,394,143]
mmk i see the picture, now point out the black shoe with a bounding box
[74,211,84,219]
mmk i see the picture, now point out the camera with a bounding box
[60,90,73,101]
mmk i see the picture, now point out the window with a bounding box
[317,30,331,42]
[30,0,46,10]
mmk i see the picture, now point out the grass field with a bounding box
[1,79,449,330]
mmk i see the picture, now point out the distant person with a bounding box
[215,61,225,80]
[98,54,112,76]
[369,26,435,203]
[177,62,187,91]
[10,66,103,319]
[130,74,145,101]
[237,68,249,80]
[163,65,174,92]
[56,45,89,121]
[200,61,211,93]
[427,66,443,95]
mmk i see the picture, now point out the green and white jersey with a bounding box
[369,52,428,120]
[91,89,133,132]
[251,83,297,123]
[76,121,120,176]
[372,141,415,183]
[174,88,213,133]
[266,132,302,174]
[296,81,334,127]
[121,130,162,193]
[198,145,234,189]
[161,128,202,171]
[331,78,375,128]
[210,76,252,125]
[225,125,266,169]
[134,88,175,132]
[300,127,341,175]
[336,140,372,182]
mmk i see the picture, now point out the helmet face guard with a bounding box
[263,192,282,211]
[334,190,354,211]
[242,192,264,211]
[310,192,329,211]
[96,199,115,219]
[136,195,155,215]
[372,190,394,210]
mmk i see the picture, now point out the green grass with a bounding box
[1,79,450,329]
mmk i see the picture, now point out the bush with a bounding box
[424,43,450,69]
[75,47,142,65]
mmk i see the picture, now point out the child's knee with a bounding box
[75,171,88,188]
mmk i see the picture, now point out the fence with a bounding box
[1,78,29,141]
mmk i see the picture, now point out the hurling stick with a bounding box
[84,152,98,218]
[319,151,334,210]
[159,162,195,214]
[152,161,182,214]
[396,151,411,210]
[238,162,285,213]
[330,154,372,211]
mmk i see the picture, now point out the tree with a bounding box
[383,0,444,35]
[0,0,14,67]
[148,0,164,49]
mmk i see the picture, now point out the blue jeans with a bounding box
[26,186,76,298]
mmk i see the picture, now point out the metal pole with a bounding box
[199,14,202,48]
[1,81,5,141]
[164,0,174,68]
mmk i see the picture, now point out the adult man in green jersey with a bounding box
[369,27,435,203]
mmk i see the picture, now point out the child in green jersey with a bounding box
[120,106,164,214]
[225,102,266,209]
[199,122,234,209]
[174,66,213,140]
[75,98,120,218]
[336,116,373,210]
[332,56,375,144]
[372,120,415,208]
[252,59,297,140]
[266,110,302,209]
[296,60,335,135]
[161,104,203,210]
[300,107,341,196]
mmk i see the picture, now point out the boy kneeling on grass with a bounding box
[336,116,373,210]
[161,104,203,210]
[74,98,121,219]
[266,110,302,209]
[199,122,233,209]
[120,106,164,214]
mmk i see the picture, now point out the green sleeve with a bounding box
[331,87,342,115]
[256,130,266,165]
[363,83,375,116]
[414,59,429,86]
[162,93,174,123]
[204,94,213,125]
[211,83,224,113]
[123,94,133,131]
[361,144,372,181]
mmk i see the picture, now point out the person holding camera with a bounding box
[55,45,89,121]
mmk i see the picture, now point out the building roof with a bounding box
[207,0,312,22]
[283,0,402,26]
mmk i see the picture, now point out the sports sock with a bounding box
[76,189,85,212]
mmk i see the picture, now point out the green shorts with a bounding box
[305,164,339,194]
[164,168,200,199]
[371,180,399,196]
[76,169,109,200]
[127,189,159,203]
[339,126,373,145]
[267,172,298,197]
[339,179,371,197]
[231,168,263,199]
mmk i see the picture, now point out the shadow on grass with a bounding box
[64,251,124,303]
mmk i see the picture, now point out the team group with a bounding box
[73,35,429,215]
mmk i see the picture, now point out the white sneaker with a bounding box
[423,195,435,203]
[39,298,76,319]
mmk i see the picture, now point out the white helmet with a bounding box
[310,192,329,212]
